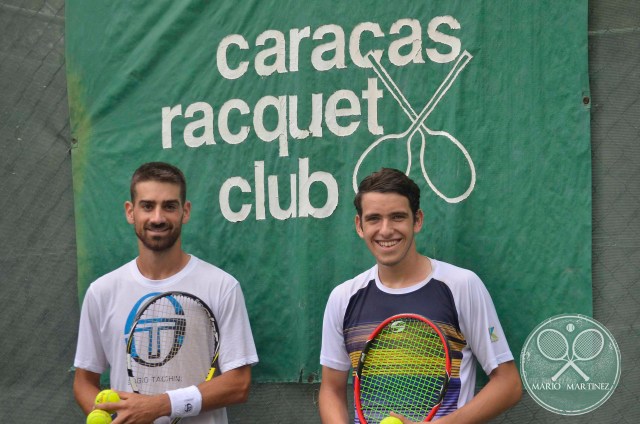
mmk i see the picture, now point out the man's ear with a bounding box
[414,209,424,233]
[125,201,134,224]
[355,214,364,238]
[182,200,192,224]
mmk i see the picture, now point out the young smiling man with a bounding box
[73,162,258,424]
[319,168,521,423]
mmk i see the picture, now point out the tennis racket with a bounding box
[126,291,220,424]
[355,314,451,424]
[536,328,604,382]
[536,328,597,382]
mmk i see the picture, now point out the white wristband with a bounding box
[167,385,202,418]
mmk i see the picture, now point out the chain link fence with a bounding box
[1,0,638,422]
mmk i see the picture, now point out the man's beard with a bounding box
[135,223,181,252]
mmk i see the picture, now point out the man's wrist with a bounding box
[158,393,173,417]
[166,386,202,418]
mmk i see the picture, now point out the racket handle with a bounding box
[206,367,216,381]
[551,360,589,381]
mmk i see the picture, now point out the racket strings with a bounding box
[536,330,568,360]
[573,330,604,360]
[129,294,217,394]
[359,319,448,422]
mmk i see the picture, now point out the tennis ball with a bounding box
[95,389,120,405]
[95,389,120,414]
[380,417,403,424]
[86,409,112,424]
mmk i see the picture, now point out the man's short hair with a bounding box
[354,168,421,217]
[130,162,187,204]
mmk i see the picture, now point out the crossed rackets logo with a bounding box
[352,50,476,203]
[536,327,605,381]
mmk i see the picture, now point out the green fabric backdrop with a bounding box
[67,0,591,382]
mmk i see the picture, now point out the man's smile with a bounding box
[376,239,400,248]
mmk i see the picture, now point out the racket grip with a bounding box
[551,360,589,381]
[206,367,216,381]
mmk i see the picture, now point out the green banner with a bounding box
[67,0,591,382]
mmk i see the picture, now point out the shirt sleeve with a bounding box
[73,286,109,374]
[457,272,514,376]
[215,280,259,373]
[320,286,352,372]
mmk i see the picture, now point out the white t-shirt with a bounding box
[74,255,259,424]
[321,259,514,420]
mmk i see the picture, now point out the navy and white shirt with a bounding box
[320,259,514,420]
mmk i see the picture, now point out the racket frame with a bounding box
[354,313,452,424]
[125,291,220,422]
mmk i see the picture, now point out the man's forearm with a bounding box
[437,361,522,424]
[199,365,252,411]
[73,369,102,414]
[319,386,350,424]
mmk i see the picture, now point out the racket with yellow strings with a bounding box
[355,314,451,423]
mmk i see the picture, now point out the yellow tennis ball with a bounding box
[95,389,120,405]
[95,389,120,414]
[86,409,112,424]
[380,417,403,424]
